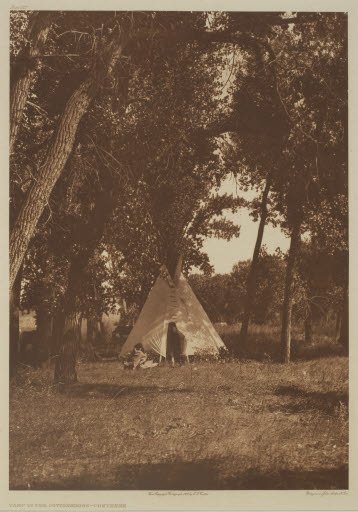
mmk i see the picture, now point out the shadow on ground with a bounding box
[59,383,193,399]
[11,459,348,490]
[273,385,348,415]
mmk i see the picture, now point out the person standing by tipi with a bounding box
[166,321,189,366]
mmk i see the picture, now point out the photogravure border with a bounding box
[1,0,356,510]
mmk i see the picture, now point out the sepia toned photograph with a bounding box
[8,9,348,494]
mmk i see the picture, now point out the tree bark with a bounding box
[53,168,115,384]
[53,263,93,384]
[53,260,100,384]
[9,41,124,291]
[172,254,183,285]
[54,324,79,385]
[10,12,52,153]
[304,310,313,344]
[280,218,302,363]
[87,317,96,345]
[10,79,95,291]
[239,176,271,348]
[166,249,183,282]
[51,309,65,356]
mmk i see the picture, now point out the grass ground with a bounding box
[10,352,348,490]
[217,322,345,361]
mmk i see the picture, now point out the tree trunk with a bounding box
[51,309,65,358]
[10,79,95,290]
[280,218,302,363]
[81,317,99,362]
[9,270,22,377]
[304,310,313,344]
[239,176,271,347]
[87,318,96,344]
[52,167,115,384]
[9,42,124,291]
[172,254,183,285]
[54,325,79,386]
[166,249,183,282]
[10,12,52,153]
[53,262,84,385]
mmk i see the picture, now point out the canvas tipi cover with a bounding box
[120,266,226,358]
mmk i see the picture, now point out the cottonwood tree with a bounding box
[9,10,53,373]
[295,240,346,344]
[210,13,347,361]
[216,45,287,346]
[9,11,145,290]
[104,19,245,294]
[10,11,53,153]
[209,12,347,360]
[20,141,119,382]
[188,273,236,323]
[306,195,348,348]
[183,12,294,347]
[99,13,244,275]
[189,248,286,327]
[11,11,347,373]
[266,13,348,362]
[9,10,300,291]
[15,11,243,382]
[10,11,152,379]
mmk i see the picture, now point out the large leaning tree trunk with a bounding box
[10,80,94,290]
[9,40,124,291]
[54,169,115,385]
[10,11,52,153]
[280,216,302,363]
[238,174,272,348]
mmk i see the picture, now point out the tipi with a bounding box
[120,265,226,358]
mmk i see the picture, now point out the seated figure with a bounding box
[129,343,148,370]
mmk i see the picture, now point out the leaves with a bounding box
[12,11,347,325]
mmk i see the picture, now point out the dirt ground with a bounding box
[10,354,348,490]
